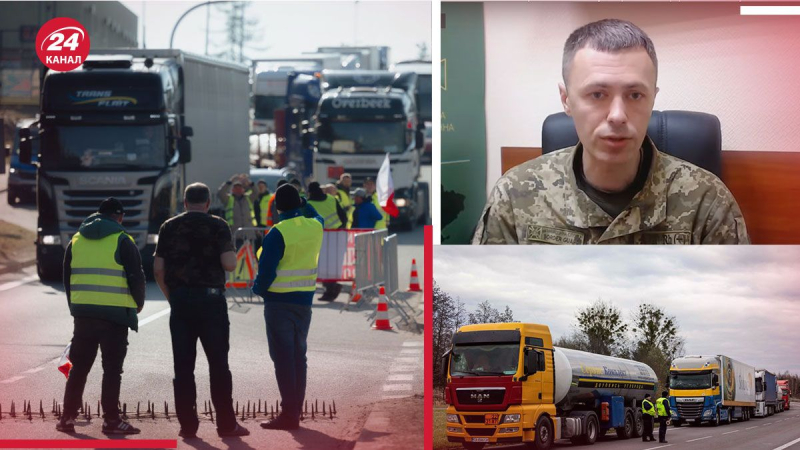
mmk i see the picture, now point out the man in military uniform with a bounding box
[57,198,145,435]
[656,390,670,443]
[154,183,250,438]
[641,393,657,442]
[473,19,749,245]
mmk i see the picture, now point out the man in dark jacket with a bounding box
[57,198,145,435]
[352,188,383,229]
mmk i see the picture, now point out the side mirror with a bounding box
[712,374,719,386]
[181,126,194,138]
[1,145,8,174]
[415,129,424,150]
[524,348,538,376]
[441,349,451,380]
[19,128,32,164]
[178,139,192,163]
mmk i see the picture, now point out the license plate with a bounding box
[485,414,500,425]
[472,438,490,443]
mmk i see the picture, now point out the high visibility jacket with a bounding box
[70,231,138,310]
[267,216,323,293]
[258,194,271,226]
[225,195,256,227]
[642,399,657,417]
[656,397,669,417]
[308,194,342,229]
[372,192,388,229]
[336,188,353,229]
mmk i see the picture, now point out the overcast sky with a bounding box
[119,1,431,64]
[435,246,800,374]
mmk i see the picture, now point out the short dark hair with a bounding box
[662,391,669,397]
[563,19,658,85]
[184,182,210,204]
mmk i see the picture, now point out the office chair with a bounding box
[541,110,723,179]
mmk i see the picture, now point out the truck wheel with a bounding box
[615,411,633,440]
[529,416,554,450]
[37,259,61,283]
[672,419,682,428]
[711,408,720,427]
[7,187,18,205]
[632,411,643,438]
[726,408,732,424]
[571,412,599,445]
[463,443,485,450]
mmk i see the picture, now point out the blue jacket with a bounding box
[354,201,383,229]
[252,203,323,306]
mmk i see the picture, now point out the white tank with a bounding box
[553,347,659,409]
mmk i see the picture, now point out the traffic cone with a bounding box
[408,259,422,292]
[372,286,393,330]
[350,281,362,303]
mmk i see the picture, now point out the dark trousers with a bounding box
[642,415,655,441]
[264,302,312,420]
[63,317,128,421]
[658,416,669,442]
[169,287,236,432]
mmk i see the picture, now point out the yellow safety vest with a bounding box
[308,194,342,229]
[642,399,657,417]
[336,188,353,229]
[371,192,388,229]
[70,231,137,309]
[258,194,271,227]
[656,398,669,417]
[267,216,323,293]
[225,194,257,227]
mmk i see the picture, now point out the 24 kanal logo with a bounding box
[35,17,91,72]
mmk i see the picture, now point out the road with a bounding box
[0,164,429,448]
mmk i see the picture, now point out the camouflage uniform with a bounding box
[472,138,749,245]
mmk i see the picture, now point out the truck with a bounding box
[778,380,791,410]
[313,70,429,229]
[755,369,779,417]
[668,355,756,427]
[443,323,658,450]
[19,49,250,281]
[7,119,38,204]
[392,60,432,123]
[251,55,342,135]
[317,46,390,70]
[279,71,322,177]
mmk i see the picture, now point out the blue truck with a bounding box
[7,120,38,205]
[755,369,779,417]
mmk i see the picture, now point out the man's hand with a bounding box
[137,305,143,314]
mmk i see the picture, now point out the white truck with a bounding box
[317,46,390,70]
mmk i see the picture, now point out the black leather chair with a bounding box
[541,110,723,179]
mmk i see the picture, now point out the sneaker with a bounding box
[56,416,75,433]
[102,419,141,435]
[260,415,299,430]
[218,423,250,437]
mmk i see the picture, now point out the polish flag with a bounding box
[377,153,399,218]
[58,343,72,379]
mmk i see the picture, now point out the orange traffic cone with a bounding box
[350,281,362,303]
[372,286,393,330]
[408,259,422,292]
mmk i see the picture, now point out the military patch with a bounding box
[638,231,692,245]
[526,225,585,245]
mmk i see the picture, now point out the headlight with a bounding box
[147,234,159,245]
[703,409,712,417]
[499,427,520,434]
[446,427,460,433]
[9,167,16,174]
[395,198,408,207]
[671,410,677,417]
[41,235,61,245]
[446,414,460,424]
[503,414,521,424]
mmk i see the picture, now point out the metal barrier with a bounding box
[383,234,399,295]
[354,229,389,294]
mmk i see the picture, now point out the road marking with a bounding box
[22,367,45,374]
[773,437,800,450]
[381,395,411,400]
[402,341,423,347]
[723,430,741,435]
[138,307,171,327]
[686,436,712,443]
[0,275,39,292]
[746,426,759,430]
[400,348,422,355]
[0,376,25,384]
[643,445,673,450]
[389,365,417,373]
[382,384,412,392]
[396,357,418,364]
[387,374,414,382]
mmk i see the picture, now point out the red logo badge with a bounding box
[35,17,91,72]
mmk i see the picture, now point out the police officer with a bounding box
[217,174,258,247]
[253,184,324,430]
[335,173,354,228]
[153,183,250,438]
[473,19,748,245]
[656,390,670,443]
[641,393,657,442]
[56,198,145,435]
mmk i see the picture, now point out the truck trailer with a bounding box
[20,49,250,280]
[755,369,779,417]
[669,355,756,426]
[443,323,658,450]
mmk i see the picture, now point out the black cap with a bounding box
[662,391,669,397]
[644,393,651,398]
[277,179,289,189]
[308,181,323,196]
[98,197,124,215]
[275,184,302,212]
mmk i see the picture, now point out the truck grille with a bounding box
[463,415,505,424]
[466,428,496,437]
[677,403,704,419]
[456,388,505,406]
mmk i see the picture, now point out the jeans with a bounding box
[169,287,236,432]
[264,302,312,420]
[63,317,128,421]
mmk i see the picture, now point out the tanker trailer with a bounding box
[442,322,658,450]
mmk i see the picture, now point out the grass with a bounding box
[0,220,36,268]
[434,406,465,450]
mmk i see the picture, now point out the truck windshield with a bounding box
[254,95,285,120]
[41,125,167,171]
[670,373,713,389]
[449,344,519,377]
[756,379,764,393]
[317,121,406,154]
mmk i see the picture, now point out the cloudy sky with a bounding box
[119,1,431,64]
[435,246,800,374]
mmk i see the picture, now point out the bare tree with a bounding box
[575,299,628,356]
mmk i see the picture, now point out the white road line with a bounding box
[0,275,39,292]
[643,445,673,450]
[389,365,417,373]
[400,348,422,355]
[402,341,423,347]
[746,426,759,430]
[138,307,171,327]
[686,436,712,443]
[382,384,412,392]
[22,367,45,374]
[396,357,418,364]
[387,374,414,382]
[381,394,412,400]
[723,430,741,435]
[0,376,26,384]
[773,437,800,450]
